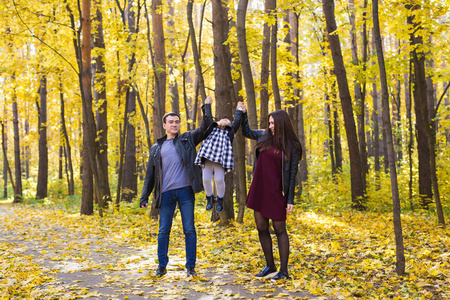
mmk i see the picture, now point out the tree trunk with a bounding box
[290,11,307,189]
[408,4,444,224]
[187,0,207,102]
[348,0,367,193]
[444,79,450,143]
[1,122,13,198]
[80,0,96,215]
[406,62,413,209]
[93,0,111,203]
[152,0,166,140]
[115,88,130,208]
[36,75,48,199]
[326,101,336,175]
[233,67,247,224]
[167,0,179,115]
[79,0,109,215]
[394,41,403,166]
[237,0,258,171]
[59,81,75,195]
[24,118,29,179]
[181,33,193,130]
[323,0,364,208]
[59,146,63,180]
[2,119,7,198]
[259,0,273,129]
[270,8,281,111]
[12,86,22,203]
[122,0,139,202]
[212,0,235,225]
[373,0,405,275]
[372,75,381,189]
[407,6,432,209]
[394,73,402,166]
[333,99,343,172]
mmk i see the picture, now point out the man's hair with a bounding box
[162,112,181,123]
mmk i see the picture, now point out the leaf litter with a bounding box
[0,202,449,299]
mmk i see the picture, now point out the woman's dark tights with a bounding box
[254,210,290,273]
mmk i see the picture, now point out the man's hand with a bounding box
[141,204,148,209]
[205,96,213,104]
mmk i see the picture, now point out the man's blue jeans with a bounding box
[158,186,196,268]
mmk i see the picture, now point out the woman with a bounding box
[240,104,302,282]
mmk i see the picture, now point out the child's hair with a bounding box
[217,118,231,130]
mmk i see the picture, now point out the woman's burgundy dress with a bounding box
[246,147,287,221]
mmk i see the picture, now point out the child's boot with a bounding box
[206,195,214,211]
[216,197,224,213]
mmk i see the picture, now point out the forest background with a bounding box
[0,0,449,298]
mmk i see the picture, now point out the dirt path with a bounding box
[0,205,319,299]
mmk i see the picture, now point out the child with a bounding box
[195,104,244,212]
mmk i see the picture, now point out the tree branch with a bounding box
[12,0,79,74]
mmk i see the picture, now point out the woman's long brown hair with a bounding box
[256,110,302,161]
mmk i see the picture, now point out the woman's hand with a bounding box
[286,204,293,213]
[237,101,246,113]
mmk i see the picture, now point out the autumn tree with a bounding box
[407,2,444,224]
[212,0,236,225]
[92,0,111,203]
[36,75,48,199]
[121,0,140,203]
[373,0,405,275]
[323,0,364,208]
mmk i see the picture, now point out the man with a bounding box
[140,96,213,277]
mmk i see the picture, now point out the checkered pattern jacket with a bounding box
[195,127,234,171]
[194,109,243,172]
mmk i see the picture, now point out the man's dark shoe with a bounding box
[206,195,214,211]
[216,197,224,213]
[255,266,277,279]
[155,266,167,277]
[271,270,290,282]
[186,267,197,277]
